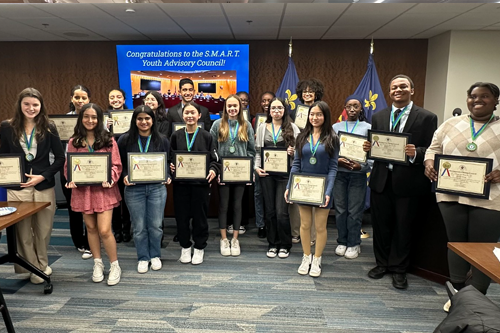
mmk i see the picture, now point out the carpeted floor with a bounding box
[0,209,499,333]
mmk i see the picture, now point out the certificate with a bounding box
[0,154,25,187]
[294,105,309,130]
[288,173,327,206]
[172,122,204,133]
[254,113,267,130]
[67,152,111,185]
[49,115,78,141]
[338,131,368,163]
[109,110,134,135]
[433,154,493,199]
[261,147,290,175]
[242,109,249,122]
[173,152,209,181]
[367,130,411,165]
[128,152,167,184]
[221,157,253,183]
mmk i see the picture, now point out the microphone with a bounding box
[452,108,462,117]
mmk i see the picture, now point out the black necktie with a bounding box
[393,109,401,132]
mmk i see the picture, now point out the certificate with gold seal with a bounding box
[67,152,111,185]
[172,122,204,134]
[288,173,327,206]
[128,152,167,184]
[294,105,309,130]
[261,147,289,175]
[254,113,267,131]
[367,130,411,165]
[338,131,368,163]
[433,154,493,199]
[221,157,253,183]
[0,154,26,187]
[173,152,209,181]
[49,115,78,141]
[109,110,134,135]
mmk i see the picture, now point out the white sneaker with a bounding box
[151,257,162,271]
[335,245,347,256]
[345,245,361,259]
[278,248,290,259]
[267,248,278,258]
[443,299,451,313]
[220,238,231,256]
[107,261,121,286]
[227,225,234,234]
[230,238,240,256]
[44,266,52,276]
[298,253,312,275]
[192,249,204,265]
[92,259,105,283]
[137,260,149,274]
[179,247,192,263]
[30,273,44,284]
[82,250,93,260]
[239,226,246,235]
[309,256,322,277]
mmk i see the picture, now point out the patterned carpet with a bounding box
[0,209,499,333]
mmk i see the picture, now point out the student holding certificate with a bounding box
[65,103,123,286]
[285,101,339,277]
[211,95,256,257]
[0,88,65,284]
[118,105,171,274]
[255,97,300,259]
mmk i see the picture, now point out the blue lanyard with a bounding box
[229,121,239,145]
[345,120,359,134]
[391,105,409,131]
[272,124,282,145]
[138,135,151,153]
[85,138,94,152]
[23,127,35,151]
[185,127,200,152]
[309,134,320,157]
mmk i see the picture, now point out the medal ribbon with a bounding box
[272,125,282,145]
[185,127,200,152]
[309,134,320,157]
[229,121,240,146]
[85,138,94,152]
[470,114,495,142]
[23,127,36,153]
[345,120,359,134]
[138,135,151,153]
[391,105,409,131]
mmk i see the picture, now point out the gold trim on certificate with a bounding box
[254,113,267,130]
[338,131,368,163]
[221,157,252,183]
[49,115,78,141]
[0,155,24,186]
[261,148,289,174]
[67,153,111,185]
[173,152,208,181]
[172,122,204,133]
[109,110,134,135]
[128,153,167,184]
[294,105,309,130]
[368,130,411,165]
[288,173,326,206]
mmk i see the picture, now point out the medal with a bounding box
[468,114,495,153]
[466,142,477,152]
[272,124,282,146]
[26,153,34,162]
[309,157,317,165]
[309,134,320,165]
[23,126,36,162]
[229,146,236,154]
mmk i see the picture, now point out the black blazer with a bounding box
[165,102,212,138]
[368,104,438,197]
[0,120,65,191]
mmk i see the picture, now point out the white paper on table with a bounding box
[493,247,500,263]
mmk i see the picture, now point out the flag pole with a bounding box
[289,37,293,58]
[370,37,374,55]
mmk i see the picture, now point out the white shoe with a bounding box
[267,248,278,258]
[309,256,322,277]
[238,226,246,235]
[227,225,234,234]
[443,299,451,313]
[345,245,361,259]
[44,266,52,276]
[220,238,231,256]
[278,248,290,259]
[335,245,347,256]
[82,250,93,260]
[298,253,312,275]
[179,247,192,263]
[137,260,149,274]
[192,249,204,265]
[30,273,44,284]
[151,257,162,271]
[92,259,105,283]
[230,238,240,256]
[107,261,121,286]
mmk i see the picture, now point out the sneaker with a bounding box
[257,227,266,238]
[192,249,204,265]
[443,299,451,313]
[137,260,149,274]
[309,256,322,277]
[310,240,316,246]
[107,261,121,286]
[278,248,290,259]
[220,238,231,256]
[179,247,192,263]
[77,247,85,253]
[266,248,278,258]
[44,266,52,276]
[239,226,246,235]
[151,257,162,271]
[92,259,105,283]
[30,273,44,284]
[227,225,234,234]
[82,250,93,260]
[345,245,361,259]
[361,229,370,239]
[230,238,241,256]
[335,245,347,256]
[298,253,312,275]
[292,236,300,244]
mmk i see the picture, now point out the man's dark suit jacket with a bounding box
[369,104,438,197]
[165,102,212,138]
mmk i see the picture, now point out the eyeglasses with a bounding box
[345,105,361,110]
[240,99,249,102]
[144,98,156,102]
[270,106,284,111]
[303,90,314,94]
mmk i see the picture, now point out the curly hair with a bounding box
[71,103,113,150]
[296,78,324,104]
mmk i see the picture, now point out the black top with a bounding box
[165,102,212,138]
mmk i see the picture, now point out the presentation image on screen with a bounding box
[198,83,216,93]
[140,79,161,91]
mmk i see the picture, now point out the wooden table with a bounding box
[448,242,500,284]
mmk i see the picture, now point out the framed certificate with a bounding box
[173,151,209,181]
[49,115,78,141]
[294,105,309,130]
[109,110,134,135]
[172,122,204,134]
[242,109,249,122]
[128,152,168,184]
[261,147,290,175]
[0,154,26,187]
[433,154,493,199]
[338,131,368,163]
[221,157,253,183]
[288,172,327,206]
[367,130,411,165]
[67,152,111,185]
[254,113,267,131]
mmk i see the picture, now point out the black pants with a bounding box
[173,184,210,250]
[218,184,245,230]
[112,179,131,235]
[261,176,291,250]
[60,172,89,250]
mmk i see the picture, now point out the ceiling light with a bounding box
[125,9,135,13]
[375,0,384,2]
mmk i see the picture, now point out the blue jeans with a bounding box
[254,175,265,228]
[333,172,367,247]
[124,184,166,261]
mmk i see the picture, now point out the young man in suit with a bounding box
[363,74,438,290]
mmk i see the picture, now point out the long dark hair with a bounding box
[70,84,91,112]
[266,97,295,147]
[295,101,338,158]
[107,88,128,110]
[71,103,113,150]
[126,105,163,150]
[143,91,167,122]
